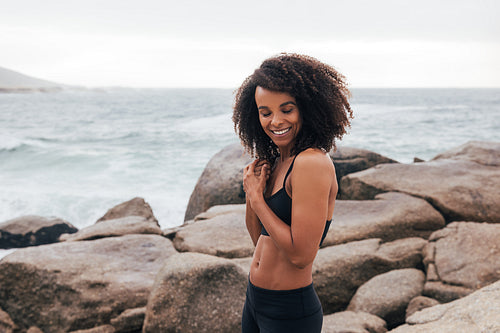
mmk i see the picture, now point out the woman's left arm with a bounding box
[248,151,336,268]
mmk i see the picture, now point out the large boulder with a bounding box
[143,252,247,333]
[340,142,500,222]
[347,269,426,328]
[96,197,158,225]
[173,205,253,258]
[0,234,177,332]
[184,143,252,221]
[330,146,398,195]
[323,192,444,247]
[432,140,500,166]
[0,215,77,249]
[422,221,500,303]
[389,279,500,333]
[313,237,427,314]
[184,144,399,221]
[322,311,387,333]
[60,216,162,242]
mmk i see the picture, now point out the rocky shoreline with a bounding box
[1,140,499,332]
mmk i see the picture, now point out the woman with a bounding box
[233,53,352,332]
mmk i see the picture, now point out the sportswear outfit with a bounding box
[241,153,332,333]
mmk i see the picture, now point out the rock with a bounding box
[389,279,500,333]
[313,237,427,313]
[0,234,177,332]
[405,296,440,320]
[347,269,426,328]
[69,325,116,333]
[96,197,158,225]
[432,140,500,166]
[60,216,162,242]
[231,257,253,275]
[330,146,398,195]
[322,311,387,333]
[0,307,16,333]
[422,221,500,303]
[173,208,253,258]
[183,144,397,221]
[193,204,246,221]
[0,215,77,249]
[322,192,445,247]
[110,307,145,333]
[340,144,500,222]
[143,252,247,333]
[184,143,252,221]
[27,327,44,333]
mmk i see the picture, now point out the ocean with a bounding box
[1,88,499,231]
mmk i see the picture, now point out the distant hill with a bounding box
[0,66,64,92]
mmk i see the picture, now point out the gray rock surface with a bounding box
[389,279,500,333]
[60,216,162,242]
[313,237,427,313]
[0,215,77,249]
[405,296,440,320]
[432,140,500,166]
[347,269,426,328]
[96,197,158,225]
[422,221,500,302]
[69,325,116,333]
[323,192,444,247]
[330,146,398,195]
[143,252,247,333]
[193,204,246,221]
[26,327,44,333]
[0,307,16,333]
[184,143,252,221]
[322,311,387,333]
[110,307,145,332]
[340,141,500,222]
[173,209,253,258]
[0,234,176,332]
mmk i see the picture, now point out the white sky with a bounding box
[1,0,499,88]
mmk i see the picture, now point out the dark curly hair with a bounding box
[233,53,353,162]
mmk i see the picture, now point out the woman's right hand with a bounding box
[243,159,270,206]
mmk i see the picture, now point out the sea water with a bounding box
[1,88,499,231]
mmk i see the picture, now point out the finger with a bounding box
[247,160,257,174]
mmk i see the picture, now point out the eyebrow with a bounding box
[258,101,297,110]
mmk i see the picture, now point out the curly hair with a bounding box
[233,53,353,162]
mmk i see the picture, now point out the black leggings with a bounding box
[241,279,323,333]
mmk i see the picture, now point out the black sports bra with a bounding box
[260,154,332,247]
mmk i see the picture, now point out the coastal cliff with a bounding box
[0,66,64,93]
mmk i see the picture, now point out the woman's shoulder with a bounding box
[294,148,334,173]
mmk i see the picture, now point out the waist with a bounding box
[246,278,321,319]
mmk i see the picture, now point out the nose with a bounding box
[270,113,283,128]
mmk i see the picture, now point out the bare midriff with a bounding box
[249,235,313,290]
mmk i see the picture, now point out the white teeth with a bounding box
[272,128,290,135]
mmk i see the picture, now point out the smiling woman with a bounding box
[233,53,352,333]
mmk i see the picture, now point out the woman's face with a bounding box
[255,86,302,155]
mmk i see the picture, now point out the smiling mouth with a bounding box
[271,128,291,135]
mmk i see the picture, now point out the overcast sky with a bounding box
[1,0,499,88]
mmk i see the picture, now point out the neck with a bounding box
[278,147,293,162]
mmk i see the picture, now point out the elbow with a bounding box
[289,255,313,269]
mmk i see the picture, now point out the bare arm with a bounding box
[245,150,336,268]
